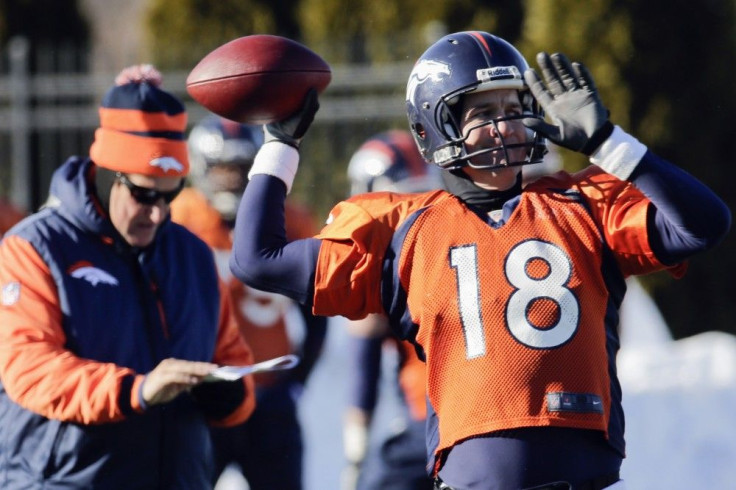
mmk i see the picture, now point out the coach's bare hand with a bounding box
[142,358,218,406]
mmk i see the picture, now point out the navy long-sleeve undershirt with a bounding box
[229,174,321,306]
[631,150,730,264]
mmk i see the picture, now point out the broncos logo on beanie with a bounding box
[89,64,189,177]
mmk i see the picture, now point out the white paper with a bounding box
[203,354,300,382]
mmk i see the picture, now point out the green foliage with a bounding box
[520,0,633,171]
[144,0,277,69]
[297,0,523,63]
[298,0,430,62]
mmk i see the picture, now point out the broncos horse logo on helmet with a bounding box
[406,31,547,171]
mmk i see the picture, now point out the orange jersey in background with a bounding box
[171,187,319,385]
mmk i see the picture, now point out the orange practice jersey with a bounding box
[171,187,318,385]
[313,167,685,461]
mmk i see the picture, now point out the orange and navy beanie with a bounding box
[89,64,189,177]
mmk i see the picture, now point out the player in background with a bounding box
[170,115,327,490]
[228,31,731,489]
[341,130,440,490]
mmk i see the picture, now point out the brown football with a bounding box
[187,35,332,124]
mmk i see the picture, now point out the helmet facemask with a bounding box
[432,87,547,171]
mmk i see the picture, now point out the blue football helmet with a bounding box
[347,130,443,196]
[406,31,547,170]
[187,115,264,222]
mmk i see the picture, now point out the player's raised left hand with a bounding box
[523,52,613,155]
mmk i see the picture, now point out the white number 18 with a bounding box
[450,240,579,359]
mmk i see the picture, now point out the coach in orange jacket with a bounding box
[0,65,255,489]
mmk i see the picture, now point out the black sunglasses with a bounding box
[116,172,184,205]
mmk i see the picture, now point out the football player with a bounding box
[341,130,439,490]
[171,115,327,490]
[228,32,731,489]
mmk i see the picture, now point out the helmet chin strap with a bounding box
[441,167,522,214]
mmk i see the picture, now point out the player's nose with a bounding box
[489,119,512,137]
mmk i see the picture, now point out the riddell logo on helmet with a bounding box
[477,66,521,82]
[406,60,451,102]
[150,157,184,173]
